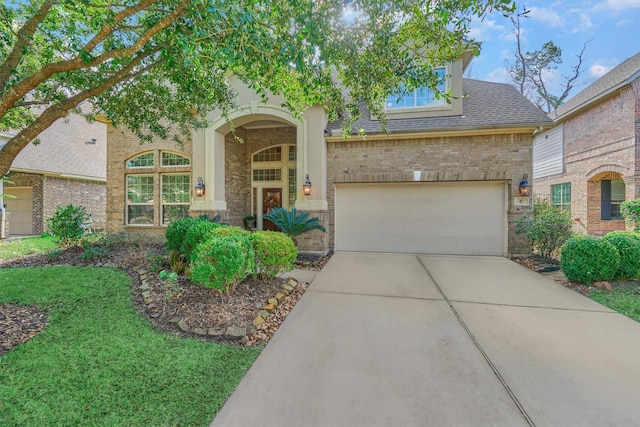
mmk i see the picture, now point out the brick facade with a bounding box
[105,126,193,234]
[106,123,533,255]
[534,80,639,236]
[327,133,534,255]
[5,172,105,235]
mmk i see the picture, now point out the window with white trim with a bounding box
[125,151,191,225]
[551,183,571,211]
[162,174,190,225]
[386,68,447,109]
[127,175,154,225]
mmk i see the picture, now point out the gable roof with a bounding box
[4,111,107,181]
[327,79,552,135]
[554,51,640,121]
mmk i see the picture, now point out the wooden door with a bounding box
[262,188,282,231]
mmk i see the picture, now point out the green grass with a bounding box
[0,235,58,260]
[588,282,640,323]
[0,267,260,426]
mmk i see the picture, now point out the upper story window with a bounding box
[386,68,447,109]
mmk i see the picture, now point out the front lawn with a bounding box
[588,282,640,323]
[0,235,58,260]
[0,267,260,426]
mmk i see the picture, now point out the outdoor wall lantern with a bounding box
[518,173,530,197]
[303,174,312,196]
[195,177,206,197]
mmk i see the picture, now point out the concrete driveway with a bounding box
[211,252,640,427]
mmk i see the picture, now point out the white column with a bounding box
[191,127,227,211]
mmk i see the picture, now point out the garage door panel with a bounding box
[4,187,34,235]
[335,182,506,256]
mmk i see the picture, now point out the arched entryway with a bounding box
[587,171,627,235]
[250,144,297,230]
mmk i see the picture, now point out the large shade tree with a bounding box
[0,0,516,178]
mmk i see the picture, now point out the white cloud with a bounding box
[573,13,595,32]
[594,0,640,11]
[486,67,512,84]
[528,6,565,29]
[468,18,508,42]
[615,18,633,25]
[589,63,615,79]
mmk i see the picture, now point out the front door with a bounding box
[263,188,282,231]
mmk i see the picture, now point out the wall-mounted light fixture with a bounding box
[195,177,206,197]
[518,173,530,197]
[303,174,312,196]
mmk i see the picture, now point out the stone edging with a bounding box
[251,277,299,328]
[137,268,302,344]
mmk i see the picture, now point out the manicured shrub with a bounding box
[620,199,640,231]
[560,236,620,284]
[46,204,91,247]
[515,197,573,258]
[165,217,198,253]
[209,225,250,238]
[603,232,640,279]
[190,235,255,292]
[250,231,298,279]
[181,220,221,260]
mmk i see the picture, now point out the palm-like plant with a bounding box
[263,207,326,245]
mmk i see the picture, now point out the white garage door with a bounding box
[335,181,506,256]
[4,187,34,235]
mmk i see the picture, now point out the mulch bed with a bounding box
[0,241,330,356]
[514,255,640,295]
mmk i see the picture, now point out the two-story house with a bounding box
[533,52,639,236]
[105,50,551,257]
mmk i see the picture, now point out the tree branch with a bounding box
[0,0,56,93]
[0,50,162,178]
[556,40,590,104]
[0,0,188,121]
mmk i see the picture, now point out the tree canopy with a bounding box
[0,0,516,177]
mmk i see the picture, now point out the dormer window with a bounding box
[386,68,447,109]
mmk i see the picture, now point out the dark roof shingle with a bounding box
[327,78,552,134]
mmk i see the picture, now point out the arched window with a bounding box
[125,151,191,225]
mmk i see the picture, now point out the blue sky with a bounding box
[468,0,640,100]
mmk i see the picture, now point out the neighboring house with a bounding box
[533,52,639,236]
[105,50,552,257]
[0,107,107,237]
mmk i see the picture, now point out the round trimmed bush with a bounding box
[250,231,298,279]
[602,232,640,279]
[190,235,255,292]
[209,225,250,238]
[181,220,221,260]
[560,236,620,284]
[165,217,198,253]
